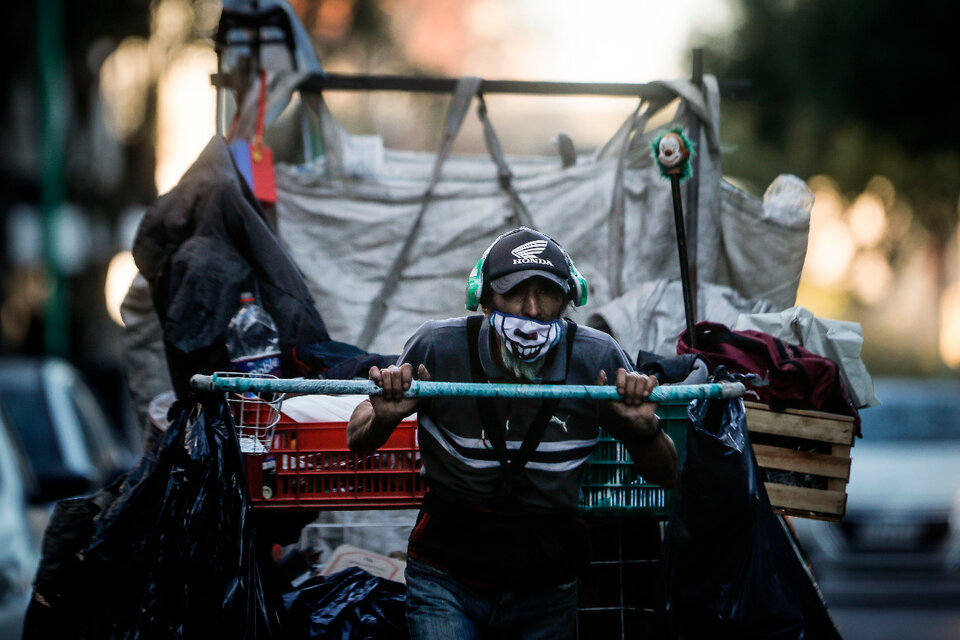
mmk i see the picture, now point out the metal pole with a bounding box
[670,173,697,346]
[190,374,746,403]
[685,48,703,327]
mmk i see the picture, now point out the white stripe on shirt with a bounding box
[419,414,598,472]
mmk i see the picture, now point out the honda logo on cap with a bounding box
[511,240,553,266]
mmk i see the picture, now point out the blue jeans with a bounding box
[405,557,579,640]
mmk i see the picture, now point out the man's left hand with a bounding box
[596,368,660,440]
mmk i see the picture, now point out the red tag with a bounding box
[250,142,277,204]
[249,69,276,204]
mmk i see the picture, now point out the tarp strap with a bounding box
[356,76,481,348]
[226,69,311,145]
[652,78,720,154]
[476,94,534,228]
[357,76,532,349]
[606,102,644,299]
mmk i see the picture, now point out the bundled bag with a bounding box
[24,392,283,639]
[717,175,813,310]
[677,321,861,435]
[734,305,879,409]
[281,567,408,640]
[23,479,122,638]
[658,374,841,639]
[274,72,813,355]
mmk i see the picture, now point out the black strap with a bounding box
[466,317,511,479]
[465,316,578,497]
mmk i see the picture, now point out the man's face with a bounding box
[486,276,565,322]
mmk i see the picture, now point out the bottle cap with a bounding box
[240,291,255,303]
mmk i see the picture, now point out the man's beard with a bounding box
[498,340,547,383]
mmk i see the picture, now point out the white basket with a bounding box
[219,372,285,454]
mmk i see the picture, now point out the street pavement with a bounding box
[829,606,960,640]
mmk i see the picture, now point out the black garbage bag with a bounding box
[281,567,409,640]
[25,391,283,639]
[659,372,841,640]
[22,478,123,637]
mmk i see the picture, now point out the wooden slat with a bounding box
[744,401,855,422]
[753,444,851,480]
[764,483,847,517]
[745,405,855,445]
[771,506,843,523]
[743,402,857,521]
[827,445,851,492]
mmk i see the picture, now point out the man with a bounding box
[347,227,677,639]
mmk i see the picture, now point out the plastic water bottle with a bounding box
[225,292,282,377]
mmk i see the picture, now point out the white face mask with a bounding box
[489,311,563,363]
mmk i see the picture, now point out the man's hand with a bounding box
[369,363,431,422]
[348,363,431,452]
[596,368,660,440]
[596,368,676,487]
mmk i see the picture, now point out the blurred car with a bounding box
[791,377,960,605]
[0,357,137,503]
[0,403,41,640]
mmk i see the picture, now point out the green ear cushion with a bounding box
[465,257,484,311]
[566,256,589,307]
[573,274,588,307]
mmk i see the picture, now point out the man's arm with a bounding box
[347,363,430,452]
[617,417,678,489]
[599,368,678,488]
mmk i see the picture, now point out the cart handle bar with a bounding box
[190,374,744,404]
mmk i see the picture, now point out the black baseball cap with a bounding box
[484,228,571,296]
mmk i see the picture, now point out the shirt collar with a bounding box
[477,316,568,383]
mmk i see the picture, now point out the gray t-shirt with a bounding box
[398,315,636,512]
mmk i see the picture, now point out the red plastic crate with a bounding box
[245,415,424,509]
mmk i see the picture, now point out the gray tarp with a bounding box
[587,279,777,361]
[122,72,815,429]
[274,74,812,356]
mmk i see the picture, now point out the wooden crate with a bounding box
[744,401,856,522]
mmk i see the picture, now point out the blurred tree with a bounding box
[289,0,398,69]
[698,0,959,373]
[702,0,959,242]
[0,0,154,201]
[1,0,152,359]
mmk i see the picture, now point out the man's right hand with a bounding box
[348,363,431,452]
[369,363,431,423]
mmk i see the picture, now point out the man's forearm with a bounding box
[618,415,678,489]
[347,399,404,452]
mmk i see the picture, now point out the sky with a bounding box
[145,0,741,193]
[513,0,736,82]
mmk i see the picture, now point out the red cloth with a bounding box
[677,321,860,436]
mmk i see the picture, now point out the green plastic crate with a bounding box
[577,403,689,518]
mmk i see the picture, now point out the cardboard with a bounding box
[320,544,407,584]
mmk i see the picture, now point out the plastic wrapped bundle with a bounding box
[24,392,283,639]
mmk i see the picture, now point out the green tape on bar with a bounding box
[190,373,745,404]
